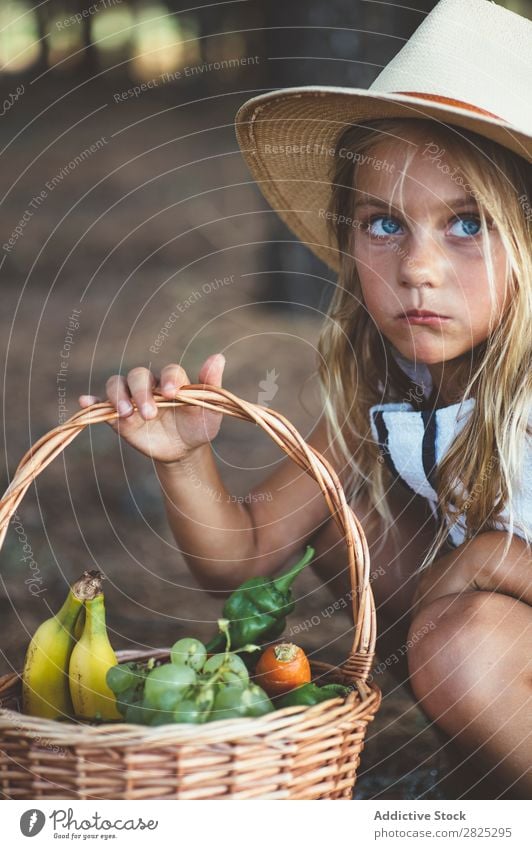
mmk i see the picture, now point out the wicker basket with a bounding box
[0,384,381,800]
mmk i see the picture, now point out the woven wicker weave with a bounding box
[0,385,381,800]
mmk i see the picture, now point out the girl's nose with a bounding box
[398,233,446,289]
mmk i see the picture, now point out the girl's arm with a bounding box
[155,416,339,593]
[79,356,342,593]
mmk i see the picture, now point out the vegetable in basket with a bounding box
[276,682,351,708]
[205,545,315,654]
[22,570,103,720]
[254,642,311,697]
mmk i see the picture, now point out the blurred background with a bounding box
[0,0,529,799]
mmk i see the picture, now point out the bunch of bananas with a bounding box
[22,571,121,722]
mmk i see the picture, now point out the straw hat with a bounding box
[234,0,532,272]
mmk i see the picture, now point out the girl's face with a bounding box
[351,129,510,393]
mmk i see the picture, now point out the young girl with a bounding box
[79,0,531,793]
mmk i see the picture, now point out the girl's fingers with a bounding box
[159,363,190,397]
[78,395,101,407]
[80,358,225,425]
[106,375,134,417]
[198,353,226,387]
[126,367,157,420]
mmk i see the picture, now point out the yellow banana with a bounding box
[73,606,85,641]
[22,571,102,720]
[69,592,121,721]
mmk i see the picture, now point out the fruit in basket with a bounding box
[107,661,149,716]
[168,682,216,725]
[170,637,207,671]
[276,682,351,708]
[173,699,204,724]
[154,687,184,714]
[22,570,103,720]
[254,642,311,697]
[210,684,247,720]
[144,662,196,709]
[123,699,155,725]
[205,545,315,654]
[241,684,273,717]
[191,621,270,722]
[106,662,140,695]
[203,651,249,685]
[69,591,122,721]
[108,658,201,724]
[73,606,85,641]
[208,680,273,721]
[105,620,272,726]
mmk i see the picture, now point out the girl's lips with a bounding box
[398,314,450,325]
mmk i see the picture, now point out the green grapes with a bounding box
[203,652,249,685]
[107,663,137,695]
[145,663,196,708]
[211,685,247,721]
[173,699,204,724]
[170,638,207,672]
[110,637,278,726]
[241,684,273,717]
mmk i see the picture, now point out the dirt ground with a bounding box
[0,78,516,800]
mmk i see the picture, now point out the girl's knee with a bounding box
[469,532,532,600]
[413,531,532,612]
[407,591,500,711]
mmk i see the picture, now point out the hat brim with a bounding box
[235,87,532,272]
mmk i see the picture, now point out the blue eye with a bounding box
[364,213,485,240]
[366,215,403,237]
[449,215,482,238]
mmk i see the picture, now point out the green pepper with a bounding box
[276,682,350,708]
[205,546,315,653]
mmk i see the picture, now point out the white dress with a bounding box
[369,348,531,548]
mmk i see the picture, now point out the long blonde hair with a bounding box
[317,117,531,571]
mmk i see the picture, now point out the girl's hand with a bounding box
[78,354,226,465]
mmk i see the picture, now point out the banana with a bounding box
[69,591,121,721]
[22,571,102,720]
[73,606,85,641]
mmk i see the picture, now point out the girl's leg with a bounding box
[407,532,532,795]
[412,530,532,613]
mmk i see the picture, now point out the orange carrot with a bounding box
[255,642,311,697]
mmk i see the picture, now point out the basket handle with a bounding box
[0,384,376,686]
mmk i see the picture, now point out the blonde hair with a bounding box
[317,117,531,572]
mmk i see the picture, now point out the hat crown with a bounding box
[233,0,532,273]
[370,0,532,132]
